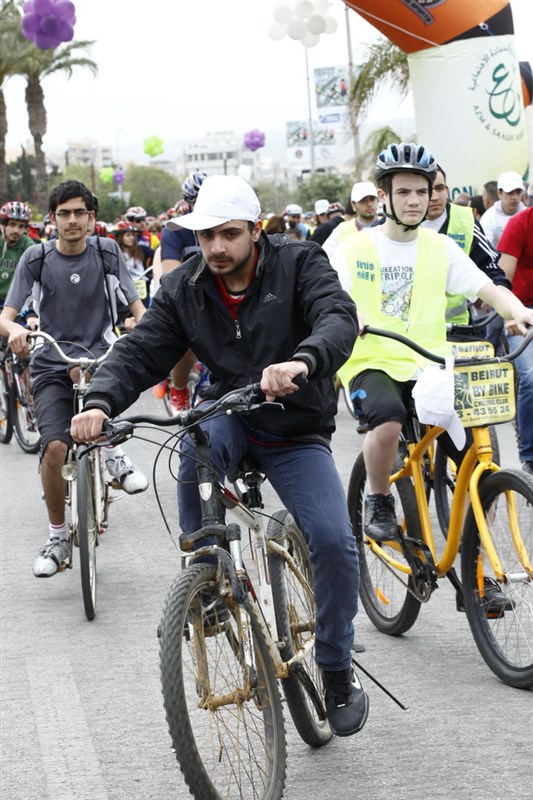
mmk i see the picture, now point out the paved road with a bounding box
[1,391,531,800]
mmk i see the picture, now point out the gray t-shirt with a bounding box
[5,237,139,381]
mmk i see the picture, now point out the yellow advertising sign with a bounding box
[451,340,494,358]
[453,362,516,427]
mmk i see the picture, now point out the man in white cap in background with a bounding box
[480,170,526,249]
[322,180,380,261]
[70,174,370,739]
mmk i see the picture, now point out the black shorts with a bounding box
[349,370,415,430]
[32,373,76,453]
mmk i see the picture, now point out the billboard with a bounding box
[314,66,350,109]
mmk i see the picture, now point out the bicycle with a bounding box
[0,345,41,454]
[99,383,334,800]
[28,331,114,621]
[348,325,533,689]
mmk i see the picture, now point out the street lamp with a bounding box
[268,2,338,175]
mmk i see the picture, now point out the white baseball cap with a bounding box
[167,175,261,231]
[351,181,378,203]
[497,171,524,193]
[314,199,330,215]
[412,362,466,450]
[286,203,303,216]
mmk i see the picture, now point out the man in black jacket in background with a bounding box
[71,175,368,738]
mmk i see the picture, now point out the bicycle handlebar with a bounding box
[27,330,113,367]
[445,308,500,338]
[362,324,533,366]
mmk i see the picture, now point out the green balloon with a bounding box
[144,135,164,157]
[100,167,114,185]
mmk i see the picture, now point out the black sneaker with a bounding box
[364,493,400,542]
[456,577,514,617]
[322,663,369,737]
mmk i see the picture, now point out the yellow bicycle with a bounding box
[348,325,533,689]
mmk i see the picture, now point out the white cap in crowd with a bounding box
[351,181,378,202]
[497,171,524,193]
[168,175,261,231]
[314,199,330,215]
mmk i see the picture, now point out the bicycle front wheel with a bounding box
[160,563,286,800]
[76,446,98,621]
[348,453,423,635]
[267,510,332,748]
[0,363,13,444]
[12,366,40,454]
[462,469,533,688]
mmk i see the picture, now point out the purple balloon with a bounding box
[41,14,60,35]
[58,20,74,41]
[55,1,76,21]
[21,13,41,34]
[34,30,56,48]
[22,1,36,12]
[37,0,56,14]
[244,129,265,151]
[113,169,125,185]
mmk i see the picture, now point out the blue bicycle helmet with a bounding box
[181,171,210,203]
[375,142,437,183]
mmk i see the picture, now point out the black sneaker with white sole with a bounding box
[322,662,369,737]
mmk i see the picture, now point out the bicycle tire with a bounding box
[461,469,533,689]
[267,509,332,748]
[77,446,98,621]
[348,452,423,635]
[434,426,500,538]
[160,563,286,800]
[12,367,41,454]
[0,363,13,444]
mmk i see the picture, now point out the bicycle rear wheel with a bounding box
[0,362,13,444]
[160,563,286,800]
[76,446,98,621]
[12,365,40,454]
[267,510,332,748]
[462,469,533,688]
[348,453,423,635]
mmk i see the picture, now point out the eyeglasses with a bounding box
[127,216,145,223]
[55,209,90,220]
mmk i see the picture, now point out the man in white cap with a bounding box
[480,170,526,249]
[285,202,310,239]
[70,174,370,738]
[322,180,380,261]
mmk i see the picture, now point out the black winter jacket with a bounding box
[84,232,358,441]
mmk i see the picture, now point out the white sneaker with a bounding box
[34,538,71,577]
[105,453,148,494]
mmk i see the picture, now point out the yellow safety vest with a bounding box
[338,228,451,386]
[444,204,475,324]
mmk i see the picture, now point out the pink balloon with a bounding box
[21,13,41,34]
[41,14,60,35]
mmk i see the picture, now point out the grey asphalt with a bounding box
[1,391,531,800]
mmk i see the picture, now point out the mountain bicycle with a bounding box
[99,383,333,800]
[0,345,41,454]
[348,325,533,689]
[28,331,114,621]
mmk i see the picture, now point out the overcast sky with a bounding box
[4,0,532,165]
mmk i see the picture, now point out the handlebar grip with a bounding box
[293,373,308,388]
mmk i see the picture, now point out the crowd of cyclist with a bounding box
[1,143,532,740]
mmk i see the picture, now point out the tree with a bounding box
[295,173,353,211]
[354,125,415,181]
[6,146,36,202]
[124,165,181,216]
[0,0,33,202]
[22,39,98,213]
[349,38,410,135]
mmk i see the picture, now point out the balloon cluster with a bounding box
[268,1,337,48]
[243,129,266,152]
[21,0,77,50]
[100,167,114,186]
[113,168,125,185]
[143,136,164,158]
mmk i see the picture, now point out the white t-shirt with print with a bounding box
[331,225,490,323]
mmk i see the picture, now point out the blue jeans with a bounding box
[507,327,533,463]
[178,412,359,671]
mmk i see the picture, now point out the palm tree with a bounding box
[348,38,410,136]
[0,0,33,202]
[22,41,97,211]
[354,125,408,180]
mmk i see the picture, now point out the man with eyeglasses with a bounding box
[421,164,512,352]
[0,180,149,578]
